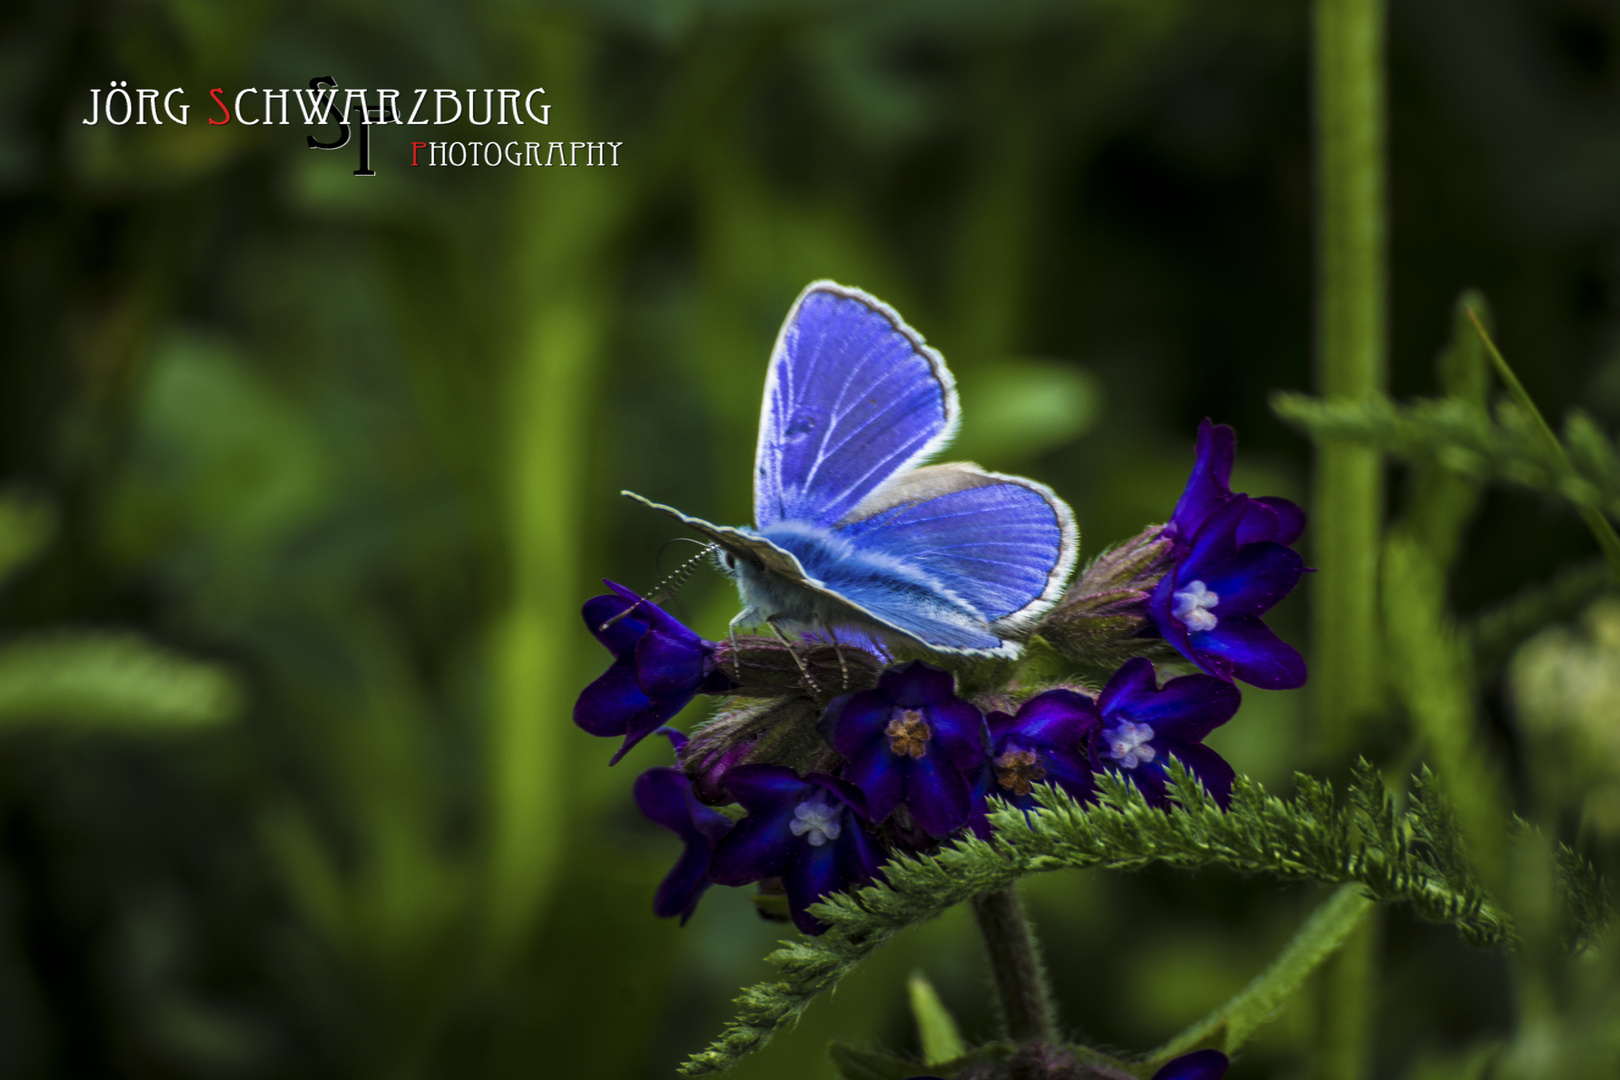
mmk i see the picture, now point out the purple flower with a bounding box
[1166,420,1304,548]
[633,731,734,925]
[828,662,988,838]
[1153,421,1307,690]
[574,581,733,764]
[1090,657,1241,808]
[1152,1049,1229,1080]
[985,689,1102,812]
[707,765,886,935]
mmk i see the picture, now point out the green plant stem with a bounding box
[1312,0,1388,753]
[971,885,1055,1045]
[1464,308,1620,580]
[1316,910,1382,1080]
[1312,0,1387,1074]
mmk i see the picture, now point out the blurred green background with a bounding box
[1,0,1618,1077]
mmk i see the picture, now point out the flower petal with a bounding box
[841,739,906,823]
[708,806,797,886]
[1190,616,1307,689]
[994,689,1101,746]
[1168,419,1237,541]
[927,697,989,769]
[725,763,813,808]
[582,591,648,658]
[573,660,652,738]
[635,629,707,700]
[828,692,897,760]
[1153,1049,1224,1075]
[1152,1049,1229,1080]
[1101,668,1240,744]
[1184,540,1304,619]
[654,841,717,925]
[884,661,961,709]
[900,753,973,837]
[1257,496,1306,546]
[634,766,701,838]
[1096,656,1160,717]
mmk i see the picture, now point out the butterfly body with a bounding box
[626,282,1077,658]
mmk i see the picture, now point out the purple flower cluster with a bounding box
[575,421,1307,936]
[599,637,1239,932]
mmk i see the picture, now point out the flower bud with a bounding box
[1036,525,1175,665]
[679,694,837,804]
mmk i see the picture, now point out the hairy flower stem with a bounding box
[1311,0,1387,752]
[1311,0,1386,1073]
[972,885,1055,1045]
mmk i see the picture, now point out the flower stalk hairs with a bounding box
[573,283,1309,1080]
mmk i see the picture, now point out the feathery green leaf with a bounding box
[681,761,1590,1075]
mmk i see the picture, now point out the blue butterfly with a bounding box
[626,281,1078,658]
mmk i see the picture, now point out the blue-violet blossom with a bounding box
[574,581,733,764]
[1152,420,1307,689]
[1152,1049,1229,1080]
[633,730,734,925]
[828,662,988,838]
[985,689,1102,812]
[707,764,886,935]
[1090,657,1241,808]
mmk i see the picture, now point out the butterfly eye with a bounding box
[722,551,736,571]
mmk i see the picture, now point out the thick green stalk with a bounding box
[1312,0,1387,1076]
[1312,0,1388,753]
[971,886,1056,1046]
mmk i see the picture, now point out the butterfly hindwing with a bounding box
[624,491,1005,651]
[835,463,1078,632]
[754,282,958,530]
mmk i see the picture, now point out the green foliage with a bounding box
[907,970,967,1066]
[0,491,54,587]
[0,631,241,730]
[1465,557,1614,674]
[683,761,1594,1075]
[1147,884,1372,1062]
[1270,392,1619,522]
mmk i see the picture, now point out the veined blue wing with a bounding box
[754,282,958,530]
[624,491,1012,655]
[834,464,1078,632]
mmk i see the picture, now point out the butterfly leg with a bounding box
[725,609,753,683]
[823,624,850,690]
[764,616,821,696]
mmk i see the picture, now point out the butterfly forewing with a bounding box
[754,283,958,529]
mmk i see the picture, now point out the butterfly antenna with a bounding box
[765,617,820,696]
[597,604,641,634]
[648,541,718,605]
[598,542,718,634]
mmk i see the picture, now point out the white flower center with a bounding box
[789,798,843,847]
[1172,579,1220,632]
[1104,720,1157,769]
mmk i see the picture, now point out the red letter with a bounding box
[410,141,426,166]
[208,88,231,125]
